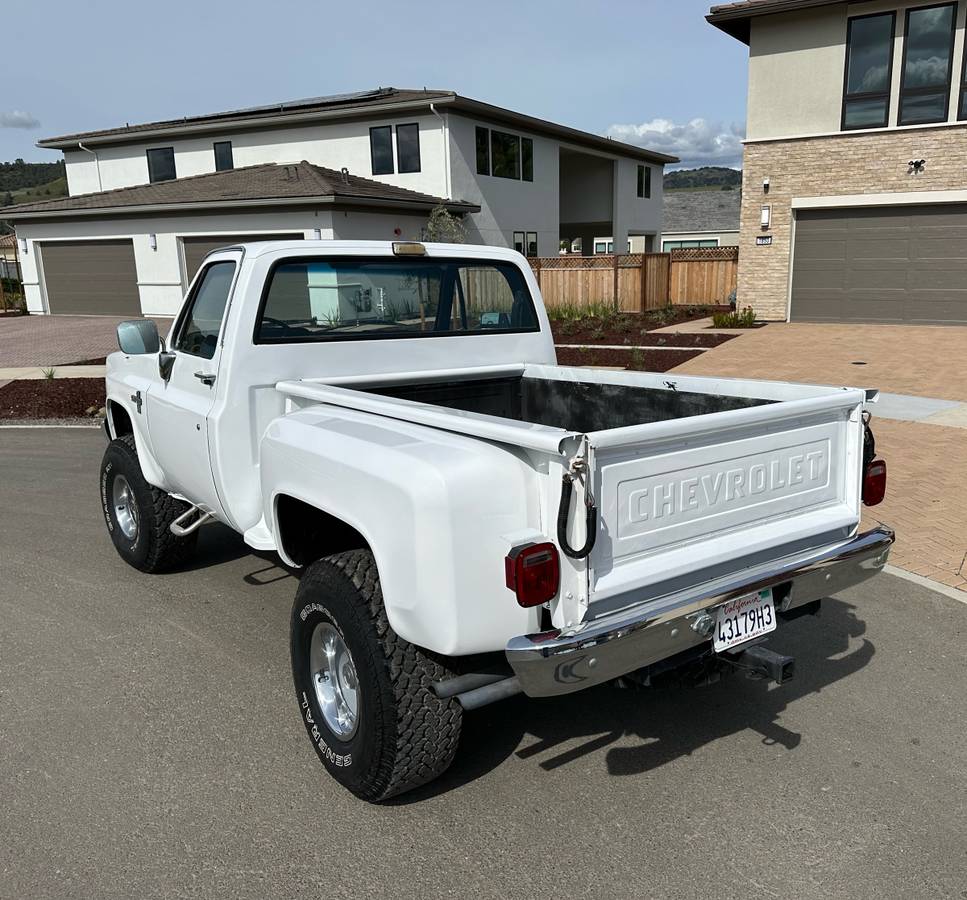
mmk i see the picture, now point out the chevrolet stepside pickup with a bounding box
[100,240,894,801]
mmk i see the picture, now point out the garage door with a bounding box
[40,239,140,316]
[792,205,967,324]
[182,233,303,283]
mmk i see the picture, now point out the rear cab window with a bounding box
[254,257,539,343]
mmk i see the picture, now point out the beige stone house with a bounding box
[708,0,967,324]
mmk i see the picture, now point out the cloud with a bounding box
[605,118,745,169]
[0,110,40,129]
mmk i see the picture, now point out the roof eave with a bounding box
[3,194,479,221]
[449,95,678,165]
[37,95,460,150]
[707,0,857,44]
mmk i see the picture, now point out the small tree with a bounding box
[424,205,466,244]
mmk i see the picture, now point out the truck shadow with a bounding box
[394,597,872,803]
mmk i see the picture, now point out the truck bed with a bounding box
[367,375,774,434]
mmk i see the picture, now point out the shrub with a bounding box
[712,306,758,328]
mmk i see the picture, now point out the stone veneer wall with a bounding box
[739,125,967,320]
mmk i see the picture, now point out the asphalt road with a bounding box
[1,428,965,900]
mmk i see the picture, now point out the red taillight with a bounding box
[863,459,887,506]
[505,542,560,608]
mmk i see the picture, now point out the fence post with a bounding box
[534,256,542,296]
[612,255,619,312]
[640,254,647,313]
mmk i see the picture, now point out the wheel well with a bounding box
[276,495,370,566]
[108,401,133,437]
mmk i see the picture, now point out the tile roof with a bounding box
[2,161,479,219]
[707,0,854,42]
[663,189,741,234]
[0,232,17,247]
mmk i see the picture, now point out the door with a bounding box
[181,233,303,284]
[40,239,140,315]
[792,204,967,324]
[145,256,239,514]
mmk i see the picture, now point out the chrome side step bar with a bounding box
[170,506,215,537]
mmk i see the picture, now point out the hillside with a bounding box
[664,166,742,192]
[4,177,68,206]
[0,159,66,193]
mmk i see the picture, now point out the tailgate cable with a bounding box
[558,452,598,560]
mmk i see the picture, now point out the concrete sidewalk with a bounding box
[0,365,106,381]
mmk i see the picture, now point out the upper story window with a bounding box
[370,124,422,175]
[369,126,393,176]
[475,126,534,182]
[396,123,421,173]
[899,3,957,126]
[146,147,176,183]
[637,165,651,198]
[960,23,967,118]
[842,12,896,130]
[213,141,234,172]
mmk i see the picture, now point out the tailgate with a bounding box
[587,391,867,606]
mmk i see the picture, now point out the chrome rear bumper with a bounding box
[505,526,895,698]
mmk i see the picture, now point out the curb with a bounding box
[883,564,967,604]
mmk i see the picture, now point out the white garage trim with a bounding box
[792,190,967,210]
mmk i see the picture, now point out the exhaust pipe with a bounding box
[724,645,795,685]
[431,672,523,709]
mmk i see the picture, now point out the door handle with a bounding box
[194,371,216,386]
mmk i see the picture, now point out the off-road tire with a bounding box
[290,550,462,802]
[99,434,198,573]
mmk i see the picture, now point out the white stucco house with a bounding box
[5,88,675,316]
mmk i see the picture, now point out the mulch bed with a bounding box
[0,378,106,419]
[556,346,704,372]
[554,330,735,348]
[550,306,731,347]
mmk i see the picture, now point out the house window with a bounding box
[637,165,652,199]
[369,126,394,175]
[594,240,614,255]
[476,127,490,175]
[526,232,538,257]
[899,3,957,126]
[662,239,719,251]
[960,20,967,118]
[396,123,421,173]
[213,141,234,172]
[842,12,896,130]
[522,138,533,182]
[476,127,533,181]
[491,130,521,179]
[146,147,176,183]
[513,231,525,254]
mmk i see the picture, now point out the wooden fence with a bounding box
[529,246,737,313]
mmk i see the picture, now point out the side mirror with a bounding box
[117,319,161,355]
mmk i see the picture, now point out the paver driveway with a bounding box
[671,323,967,592]
[0,315,172,368]
[669,322,967,402]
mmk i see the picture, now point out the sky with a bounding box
[0,0,750,170]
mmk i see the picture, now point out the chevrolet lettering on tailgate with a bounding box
[622,440,831,533]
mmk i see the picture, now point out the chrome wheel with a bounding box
[112,474,139,541]
[309,622,360,739]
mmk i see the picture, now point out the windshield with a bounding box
[254,257,539,343]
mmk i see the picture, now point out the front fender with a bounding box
[260,408,544,656]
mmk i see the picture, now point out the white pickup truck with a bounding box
[101,239,893,801]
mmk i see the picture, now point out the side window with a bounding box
[174,261,236,359]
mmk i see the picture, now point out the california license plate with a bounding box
[713,589,776,653]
